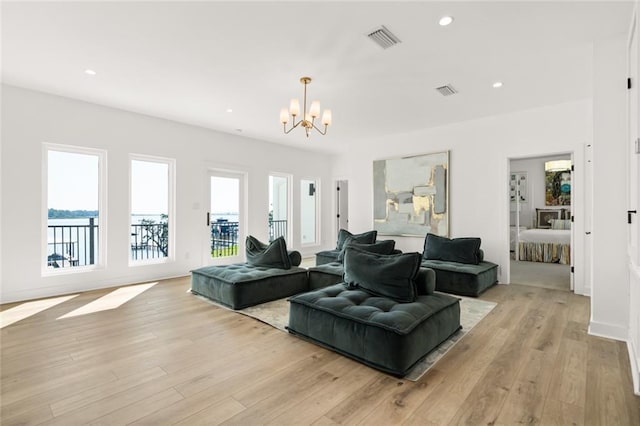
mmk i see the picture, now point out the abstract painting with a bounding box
[373,151,449,237]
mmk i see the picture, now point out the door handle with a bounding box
[206,212,211,226]
[629,210,637,224]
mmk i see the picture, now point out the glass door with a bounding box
[205,170,244,264]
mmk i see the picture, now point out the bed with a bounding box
[517,227,571,264]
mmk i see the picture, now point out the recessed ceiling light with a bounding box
[493,81,503,88]
[439,16,454,26]
[226,108,233,113]
[84,69,97,76]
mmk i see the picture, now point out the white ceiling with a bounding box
[1,1,634,154]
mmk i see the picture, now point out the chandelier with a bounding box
[280,77,332,138]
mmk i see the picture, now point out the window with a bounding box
[301,178,318,245]
[269,174,290,243]
[130,156,174,263]
[45,145,105,272]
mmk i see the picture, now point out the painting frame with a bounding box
[536,209,561,229]
[373,150,450,237]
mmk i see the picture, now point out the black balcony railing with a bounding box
[211,219,239,257]
[269,219,287,242]
[209,219,288,258]
[47,218,98,268]
[131,223,168,260]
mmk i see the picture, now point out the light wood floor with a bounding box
[1,277,639,425]
[510,260,571,291]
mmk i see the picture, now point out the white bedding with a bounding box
[518,228,570,245]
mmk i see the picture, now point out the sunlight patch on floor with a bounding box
[57,282,157,319]
[1,294,78,328]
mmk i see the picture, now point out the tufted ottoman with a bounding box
[191,263,309,309]
[287,283,461,376]
[421,259,498,297]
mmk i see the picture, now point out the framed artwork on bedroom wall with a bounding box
[373,150,449,237]
[545,160,571,206]
[536,209,561,229]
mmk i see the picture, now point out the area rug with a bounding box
[191,291,496,381]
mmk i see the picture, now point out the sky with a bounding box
[48,151,169,215]
[210,176,239,214]
[48,150,99,211]
[49,150,243,216]
[131,159,168,215]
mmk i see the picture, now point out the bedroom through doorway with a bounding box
[509,154,572,291]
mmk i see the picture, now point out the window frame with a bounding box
[300,177,320,247]
[42,143,107,275]
[128,154,176,266]
[268,172,292,245]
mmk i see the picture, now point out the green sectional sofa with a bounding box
[421,233,498,297]
[191,236,309,309]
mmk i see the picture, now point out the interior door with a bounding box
[204,170,244,265]
[629,16,639,264]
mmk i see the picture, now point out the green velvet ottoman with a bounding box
[287,283,461,377]
[421,260,498,297]
[191,263,309,309]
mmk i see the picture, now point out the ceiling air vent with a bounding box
[435,85,457,96]
[367,25,401,49]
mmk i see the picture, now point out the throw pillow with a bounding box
[343,247,420,303]
[422,233,482,265]
[336,229,377,250]
[550,219,571,230]
[336,237,396,263]
[245,235,291,269]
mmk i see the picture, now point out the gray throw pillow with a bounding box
[343,247,420,303]
[336,238,396,263]
[422,233,482,265]
[336,229,377,250]
[246,235,291,269]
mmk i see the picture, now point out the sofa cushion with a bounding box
[423,233,482,265]
[336,229,377,250]
[343,247,420,303]
[336,238,396,263]
[246,235,291,269]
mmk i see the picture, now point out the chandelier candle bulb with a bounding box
[309,101,320,118]
[322,109,332,126]
[289,99,300,116]
[280,108,289,124]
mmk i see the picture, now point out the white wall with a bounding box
[589,36,630,341]
[0,85,336,303]
[333,100,592,287]
[510,154,572,228]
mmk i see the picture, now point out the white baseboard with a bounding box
[628,340,640,396]
[588,320,628,341]
[1,272,190,304]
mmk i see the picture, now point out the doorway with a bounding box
[508,155,573,291]
[204,170,245,265]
